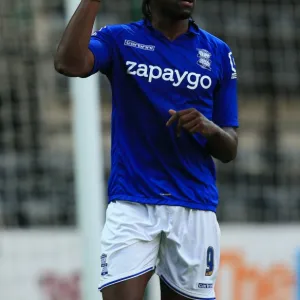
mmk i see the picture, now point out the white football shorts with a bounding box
[98,200,220,300]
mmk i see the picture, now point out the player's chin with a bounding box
[177,0,194,18]
[177,9,193,20]
[175,6,194,20]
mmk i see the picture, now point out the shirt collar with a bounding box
[188,19,201,35]
[143,18,200,36]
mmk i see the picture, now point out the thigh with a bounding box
[99,201,161,298]
[102,270,154,300]
[160,278,190,300]
[157,209,220,300]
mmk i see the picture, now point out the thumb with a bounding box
[169,109,176,115]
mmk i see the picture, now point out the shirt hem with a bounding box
[87,43,98,75]
[108,195,217,213]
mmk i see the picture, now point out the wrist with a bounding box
[204,121,220,139]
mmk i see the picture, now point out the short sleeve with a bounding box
[212,43,239,128]
[88,26,114,75]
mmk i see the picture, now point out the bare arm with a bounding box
[206,126,238,163]
[54,0,100,77]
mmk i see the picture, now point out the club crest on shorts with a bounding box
[197,49,212,71]
[101,254,108,276]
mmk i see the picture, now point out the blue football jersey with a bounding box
[88,19,238,212]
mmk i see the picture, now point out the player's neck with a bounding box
[150,15,189,41]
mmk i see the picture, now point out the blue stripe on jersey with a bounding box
[88,20,239,211]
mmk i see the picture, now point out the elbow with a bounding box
[54,53,71,76]
[54,57,66,75]
[54,50,86,77]
[220,131,238,163]
[220,148,238,164]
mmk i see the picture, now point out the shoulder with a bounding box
[99,20,144,38]
[196,28,236,79]
[198,28,232,54]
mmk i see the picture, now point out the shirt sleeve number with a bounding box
[228,52,237,73]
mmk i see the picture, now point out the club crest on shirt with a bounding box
[197,49,212,71]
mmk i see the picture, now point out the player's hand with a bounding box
[166,108,218,138]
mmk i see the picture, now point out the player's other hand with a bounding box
[166,108,217,138]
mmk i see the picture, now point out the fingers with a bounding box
[166,108,205,136]
[166,110,178,126]
[166,108,201,126]
[180,111,199,123]
[167,110,182,137]
[182,118,199,131]
[176,120,182,137]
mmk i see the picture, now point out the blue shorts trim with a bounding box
[160,275,216,300]
[98,266,154,291]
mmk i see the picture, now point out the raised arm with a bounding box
[54,0,100,77]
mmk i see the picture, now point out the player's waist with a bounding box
[108,194,218,212]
